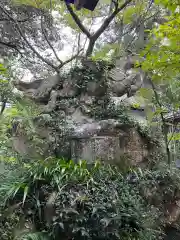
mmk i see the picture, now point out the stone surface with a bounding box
[58,77,78,97]
[70,136,121,163]
[14,74,61,102]
[72,128,146,165]
[12,120,54,158]
[165,200,180,225]
[69,119,126,163]
[12,116,150,166]
[108,59,144,98]
[124,128,149,164]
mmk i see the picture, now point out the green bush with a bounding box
[138,162,180,212]
[0,159,161,240]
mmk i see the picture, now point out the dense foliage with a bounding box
[0,159,164,240]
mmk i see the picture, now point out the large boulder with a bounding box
[12,116,150,166]
[11,58,154,166]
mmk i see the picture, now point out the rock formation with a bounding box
[8,57,180,238]
[12,57,153,165]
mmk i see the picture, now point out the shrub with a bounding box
[138,162,180,213]
[0,159,161,240]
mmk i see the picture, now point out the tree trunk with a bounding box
[86,38,96,57]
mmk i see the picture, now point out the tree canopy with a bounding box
[0,0,163,74]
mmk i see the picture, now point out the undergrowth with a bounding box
[0,158,167,240]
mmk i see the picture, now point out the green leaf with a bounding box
[23,186,29,205]
[123,6,137,24]
[92,43,119,60]
[168,132,180,141]
[138,88,153,100]
[64,208,79,215]
[12,0,57,9]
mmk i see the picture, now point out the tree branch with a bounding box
[65,3,91,38]
[0,40,18,49]
[0,6,59,73]
[65,0,132,56]
[0,18,29,22]
[86,0,133,56]
[149,78,171,165]
[58,48,83,68]
[95,0,133,38]
[92,5,116,39]
[0,40,24,56]
[40,16,63,64]
[0,99,7,115]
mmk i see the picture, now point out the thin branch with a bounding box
[86,0,133,56]
[66,0,132,56]
[40,16,63,64]
[120,6,158,53]
[107,9,158,45]
[81,17,94,56]
[58,48,83,68]
[65,3,91,38]
[71,34,78,68]
[0,99,7,115]
[0,40,23,56]
[0,6,59,72]
[149,78,171,164]
[92,0,133,40]
[0,18,29,22]
[73,32,81,66]
[0,40,18,49]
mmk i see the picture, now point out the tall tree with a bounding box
[0,0,164,77]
